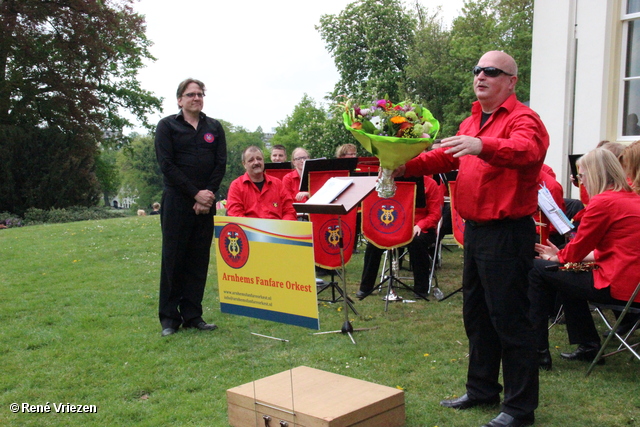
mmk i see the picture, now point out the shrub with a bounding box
[23,206,126,225]
[0,211,24,228]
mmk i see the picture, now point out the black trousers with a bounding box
[528,259,640,350]
[462,217,538,418]
[359,230,436,294]
[159,189,214,329]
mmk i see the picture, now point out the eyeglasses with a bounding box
[182,92,205,98]
[472,66,514,78]
[293,156,309,162]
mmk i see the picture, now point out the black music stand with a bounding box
[294,176,377,344]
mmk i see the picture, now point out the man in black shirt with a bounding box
[155,78,227,337]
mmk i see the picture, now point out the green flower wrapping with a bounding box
[342,101,440,171]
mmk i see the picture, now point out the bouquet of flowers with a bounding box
[343,99,440,197]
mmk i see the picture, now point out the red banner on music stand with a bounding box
[308,170,356,269]
[361,181,416,250]
[310,210,358,269]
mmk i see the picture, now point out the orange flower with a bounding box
[390,116,407,124]
[351,122,363,130]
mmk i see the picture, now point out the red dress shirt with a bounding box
[557,189,640,302]
[281,169,309,202]
[415,176,444,232]
[226,172,297,221]
[405,94,549,222]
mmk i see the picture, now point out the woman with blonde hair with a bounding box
[528,148,640,370]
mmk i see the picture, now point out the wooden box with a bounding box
[227,366,405,427]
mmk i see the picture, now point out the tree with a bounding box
[445,0,534,125]
[218,122,264,199]
[0,125,100,215]
[317,0,416,101]
[0,0,162,142]
[270,94,326,157]
[309,106,364,159]
[95,147,121,207]
[117,135,163,210]
[404,5,461,137]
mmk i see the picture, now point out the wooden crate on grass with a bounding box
[227,366,405,427]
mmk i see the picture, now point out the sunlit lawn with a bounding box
[0,216,638,426]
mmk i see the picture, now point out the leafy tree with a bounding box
[444,0,534,126]
[404,5,461,137]
[219,122,264,199]
[309,106,365,159]
[95,148,121,207]
[270,94,326,157]
[0,0,162,142]
[117,135,163,210]
[0,125,99,215]
[317,0,416,101]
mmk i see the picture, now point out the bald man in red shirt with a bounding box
[395,51,548,427]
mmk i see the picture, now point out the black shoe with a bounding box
[413,290,429,300]
[560,343,604,364]
[482,412,535,427]
[161,327,177,337]
[440,393,500,410]
[603,322,636,338]
[184,321,218,331]
[356,289,372,300]
[538,349,552,371]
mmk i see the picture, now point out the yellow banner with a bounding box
[214,216,319,329]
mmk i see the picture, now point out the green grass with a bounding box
[0,216,638,426]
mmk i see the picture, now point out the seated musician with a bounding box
[528,148,640,370]
[282,147,311,202]
[226,146,297,221]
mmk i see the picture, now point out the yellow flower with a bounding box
[390,116,407,124]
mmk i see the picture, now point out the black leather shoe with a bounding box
[440,393,500,410]
[356,289,372,300]
[482,412,534,427]
[603,321,636,338]
[161,327,177,337]
[560,343,604,364]
[185,321,218,331]
[538,349,552,371]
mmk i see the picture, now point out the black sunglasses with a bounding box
[472,66,514,77]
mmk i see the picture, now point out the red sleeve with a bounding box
[415,177,444,231]
[557,195,612,263]
[225,178,246,217]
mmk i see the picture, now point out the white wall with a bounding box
[530,0,617,197]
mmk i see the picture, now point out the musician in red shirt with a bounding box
[281,147,311,203]
[530,148,640,367]
[395,51,548,427]
[226,146,297,221]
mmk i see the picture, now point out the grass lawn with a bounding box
[0,215,638,426]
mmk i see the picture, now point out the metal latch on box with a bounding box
[262,415,288,426]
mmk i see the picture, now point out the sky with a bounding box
[132,0,465,134]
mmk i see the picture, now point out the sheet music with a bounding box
[306,178,353,205]
[538,184,574,235]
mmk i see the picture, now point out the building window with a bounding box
[622,1,640,136]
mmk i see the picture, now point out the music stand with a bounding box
[294,176,377,344]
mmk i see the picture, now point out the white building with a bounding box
[530,0,639,196]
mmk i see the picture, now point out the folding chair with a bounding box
[586,281,640,376]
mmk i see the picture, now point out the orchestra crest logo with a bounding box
[218,223,249,269]
[318,218,351,256]
[370,199,406,234]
